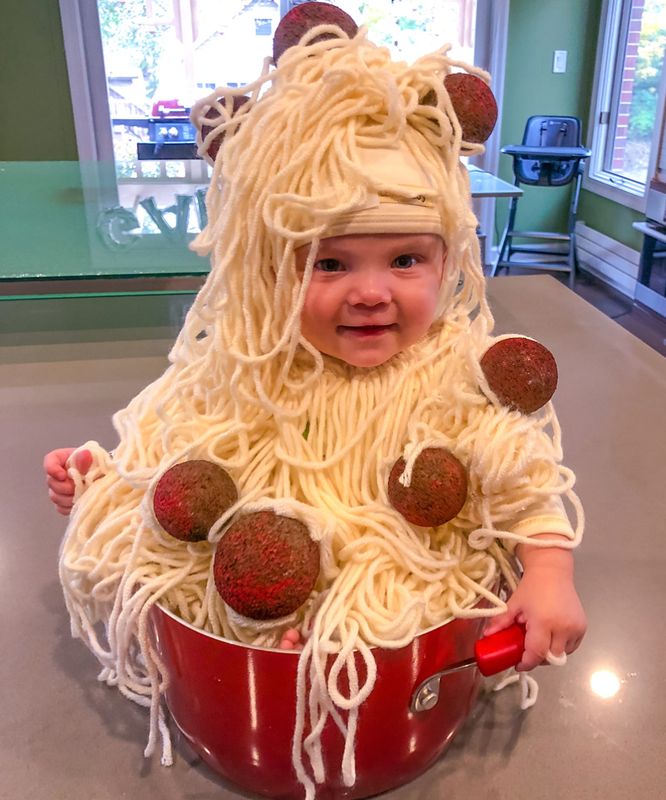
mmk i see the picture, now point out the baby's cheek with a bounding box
[415,292,440,331]
[299,307,316,343]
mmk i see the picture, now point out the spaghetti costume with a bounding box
[59,27,582,798]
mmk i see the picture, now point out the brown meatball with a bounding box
[214,511,320,620]
[200,95,250,162]
[388,448,468,527]
[273,2,357,64]
[480,337,558,414]
[153,460,238,542]
[423,73,498,144]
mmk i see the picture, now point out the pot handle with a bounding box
[475,623,526,676]
[410,623,526,713]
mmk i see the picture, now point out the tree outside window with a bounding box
[610,0,666,183]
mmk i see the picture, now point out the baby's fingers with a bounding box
[279,628,302,651]
[551,628,586,660]
[516,624,551,672]
[483,608,518,638]
[48,488,75,514]
[71,449,93,475]
[43,448,75,481]
[47,476,75,496]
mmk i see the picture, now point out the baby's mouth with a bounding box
[338,324,398,337]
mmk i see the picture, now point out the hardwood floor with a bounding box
[570,270,666,356]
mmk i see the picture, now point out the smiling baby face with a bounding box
[297,233,446,368]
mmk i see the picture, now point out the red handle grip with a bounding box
[474,623,526,676]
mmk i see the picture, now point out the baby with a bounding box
[44,21,586,792]
[45,226,585,667]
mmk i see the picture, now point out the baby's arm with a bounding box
[43,448,92,516]
[484,533,587,671]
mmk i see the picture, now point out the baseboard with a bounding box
[575,222,640,299]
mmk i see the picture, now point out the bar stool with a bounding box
[491,116,591,288]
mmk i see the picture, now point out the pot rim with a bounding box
[152,592,495,656]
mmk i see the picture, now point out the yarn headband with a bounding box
[319,141,444,239]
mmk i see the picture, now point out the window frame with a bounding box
[59,0,211,185]
[59,0,114,164]
[585,0,665,212]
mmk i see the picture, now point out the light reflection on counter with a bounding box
[589,669,621,699]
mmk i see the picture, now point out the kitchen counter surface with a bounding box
[2,275,664,800]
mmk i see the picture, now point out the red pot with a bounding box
[150,605,490,799]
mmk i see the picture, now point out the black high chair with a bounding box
[491,116,591,288]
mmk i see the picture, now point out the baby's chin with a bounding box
[313,333,433,369]
[343,354,396,368]
[320,348,402,370]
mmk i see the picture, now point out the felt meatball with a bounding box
[153,460,238,542]
[273,1,358,64]
[201,95,250,162]
[480,337,558,414]
[444,73,498,143]
[214,511,320,620]
[423,73,498,144]
[388,448,468,527]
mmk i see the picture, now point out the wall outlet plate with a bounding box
[553,50,568,73]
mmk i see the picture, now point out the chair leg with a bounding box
[568,237,576,289]
[490,228,508,277]
[491,195,518,277]
[566,167,584,290]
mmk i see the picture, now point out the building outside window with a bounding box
[586,0,666,210]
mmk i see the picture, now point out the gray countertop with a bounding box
[2,276,665,800]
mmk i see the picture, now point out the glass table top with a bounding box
[467,164,523,198]
[0,161,520,294]
[0,161,208,284]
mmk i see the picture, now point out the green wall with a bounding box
[499,0,643,251]
[578,182,643,251]
[0,0,77,160]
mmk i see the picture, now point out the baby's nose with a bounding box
[348,272,391,306]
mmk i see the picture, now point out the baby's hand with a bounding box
[43,448,92,516]
[278,628,302,651]
[484,544,587,672]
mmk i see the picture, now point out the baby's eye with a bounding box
[314,258,344,272]
[392,254,418,269]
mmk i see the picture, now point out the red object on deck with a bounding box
[151,98,187,118]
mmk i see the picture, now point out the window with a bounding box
[63,0,485,181]
[586,0,666,210]
[60,0,507,251]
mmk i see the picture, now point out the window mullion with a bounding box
[588,0,614,182]
[603,0,633,174]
